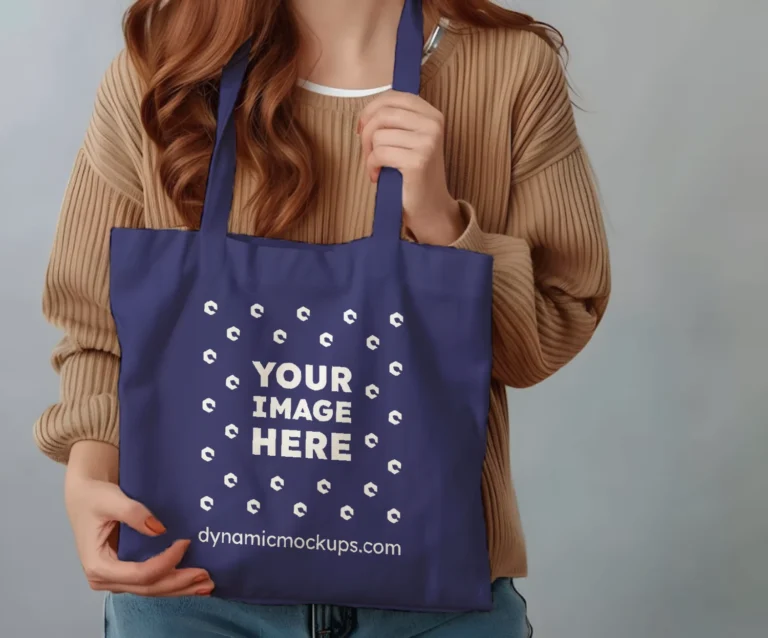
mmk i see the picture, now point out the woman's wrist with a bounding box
[67,440,119,483]
[407,197,465,246]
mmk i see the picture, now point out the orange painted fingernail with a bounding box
[145,516,166,535]
[193,574,209,584]
[196,587,213,596]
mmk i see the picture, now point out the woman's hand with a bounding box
[65,441,214,597]
[358,91,465,246]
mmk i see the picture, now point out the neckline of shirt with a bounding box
[297,80,392,98]
[296,19,457,111]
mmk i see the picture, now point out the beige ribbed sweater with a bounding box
[36,26,610,580]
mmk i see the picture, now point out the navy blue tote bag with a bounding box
[112,0,494,612]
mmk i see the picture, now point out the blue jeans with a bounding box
[104,578,532,637]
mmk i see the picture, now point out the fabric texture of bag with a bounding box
[113,0,494,612]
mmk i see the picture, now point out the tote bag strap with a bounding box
[370,0,423,246]
[200,0,424,249]
[199,40,251,240]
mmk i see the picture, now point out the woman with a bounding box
[36,0,610,635]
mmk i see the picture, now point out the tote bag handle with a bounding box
[199,0,424,256]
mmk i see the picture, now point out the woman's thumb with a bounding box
[95,481,167,537]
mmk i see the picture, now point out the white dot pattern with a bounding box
[199,301,405,524]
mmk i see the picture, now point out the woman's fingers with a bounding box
[85,538,215,596]
[360,106,420,156]
[358,92,443,162]
[359,100,444,183]
[85,539,194,589]
[131,569,215,597]
[89,480,167,538]
[371,128,427,151]
[93,566,214,597]
[366,144,429,182]
[65,460,212,598]
[358,90,439,129]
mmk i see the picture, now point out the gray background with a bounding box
[1,0,766,636]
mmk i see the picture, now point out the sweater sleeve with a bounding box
[451,36,610,389]
[35,51,144,463]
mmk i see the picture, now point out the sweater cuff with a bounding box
[34,350,120,464]
[450,200,488,254]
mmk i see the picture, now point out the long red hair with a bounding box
[124,1,564,236]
